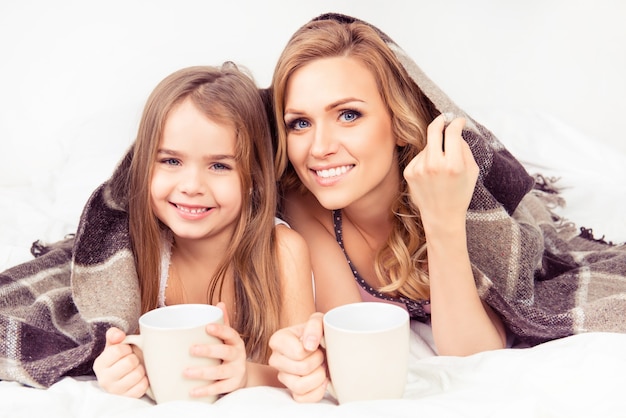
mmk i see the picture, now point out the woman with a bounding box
[267,13,626,402]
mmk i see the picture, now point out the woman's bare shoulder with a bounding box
[282,190,332,233]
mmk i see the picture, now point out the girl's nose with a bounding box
[178,167,206,195]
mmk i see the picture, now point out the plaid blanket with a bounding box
[1,12,625,389]
[0,150,141,388]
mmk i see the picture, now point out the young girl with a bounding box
[92,63,315,399]
[0,64,314,398]
[267,14,626,402]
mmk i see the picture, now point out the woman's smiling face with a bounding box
[283,56,400,211]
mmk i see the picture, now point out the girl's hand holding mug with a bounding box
[93,327,149,399]
[183,302,249,398]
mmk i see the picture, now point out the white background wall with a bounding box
[1,0,625,187]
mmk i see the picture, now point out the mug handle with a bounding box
[318,337,337,401]
[122,335,155,401]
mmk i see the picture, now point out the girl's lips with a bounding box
[171,203,212,219]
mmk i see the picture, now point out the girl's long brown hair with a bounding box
[272,19,439,301]
[128,64,281,362]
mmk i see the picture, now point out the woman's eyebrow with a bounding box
[285,97,365,115]
[325,97,364,111]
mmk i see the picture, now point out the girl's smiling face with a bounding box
[150,97,242,244]
[283,56,400,211]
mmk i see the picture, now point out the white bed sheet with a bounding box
[2,109,626,417]
[2,329,626,418]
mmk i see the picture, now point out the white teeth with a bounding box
[176,204,208,214]
[316,165,351,178]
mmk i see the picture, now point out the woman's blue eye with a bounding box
[340,110,361,122]
[287,119,310,131]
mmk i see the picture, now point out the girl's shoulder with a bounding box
[274,217,290,228]
[273,218,311,282]
[273,218,307,252]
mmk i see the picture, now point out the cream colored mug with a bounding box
[322,302,410,404]
[123,304,224,404]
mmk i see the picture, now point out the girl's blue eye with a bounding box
[161,158,181,166]
[339,110,361,122]
[211,162,231,171]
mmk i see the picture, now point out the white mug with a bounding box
[123,304,224,404]
[322,302,410,404]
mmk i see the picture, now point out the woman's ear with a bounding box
[395,137,408,147]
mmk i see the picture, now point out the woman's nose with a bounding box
[310,123,339,158]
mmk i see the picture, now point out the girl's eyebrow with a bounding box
[156,149,235,160]
[207,154,236,161]
[156,148,181,156]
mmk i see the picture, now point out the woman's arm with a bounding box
[404,115,506,355]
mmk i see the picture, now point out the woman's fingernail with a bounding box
[303,336,317,351]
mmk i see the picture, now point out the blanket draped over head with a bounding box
[1,12,626,390]
[307,14,626,343]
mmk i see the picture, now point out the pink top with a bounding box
[357,285,431,314]
[332,209,431,320]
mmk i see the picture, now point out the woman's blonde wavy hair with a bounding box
[272,19,440,300]
[128,64,281,362]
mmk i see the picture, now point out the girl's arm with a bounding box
[268,196,361,403]
[244,223,317,388]
[404,114,506,355]
[274,223,316,326]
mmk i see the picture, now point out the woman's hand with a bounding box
[403,114,479,235]
[93,327,149,398]
[184,302,248,398]
[268,312,328,403]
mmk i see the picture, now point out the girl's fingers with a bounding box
[112,364,149,396]
[105,327,127,346]
[203,322,243,351]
